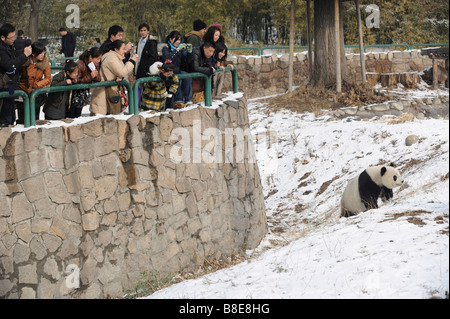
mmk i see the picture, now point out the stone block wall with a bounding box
[0,94,267,299]
[224,50,440,99]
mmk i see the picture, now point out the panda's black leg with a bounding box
[380,186,393,202]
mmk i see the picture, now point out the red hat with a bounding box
[211,23,222,30]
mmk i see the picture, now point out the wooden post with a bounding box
[306,0,313,81]
[288,0,295,92]
[335,0,342,93]
[355,0,366,83]
[432,55,439,89]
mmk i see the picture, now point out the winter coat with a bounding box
[184,31,203,48]
[190,45,214,75]
[77,57,101,83]
[0,40,28,90]
[61,32,76,57]
[19,54,51,94]
[43,71,73,120]
[89,50,135,115]
[135,35,158,79]
[14,37,31,55]
[161,43,187,74]
[99,39,131,62]
[141,72,179,111]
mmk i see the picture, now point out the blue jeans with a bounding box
[174,71,192,103]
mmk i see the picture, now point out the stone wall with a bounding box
[0,94,267,299]
[224,50,442,99]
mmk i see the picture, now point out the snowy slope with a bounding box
[145,92,449,299]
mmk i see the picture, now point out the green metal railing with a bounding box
[28,80,135,127]
[50,57,78,74]
[227,43,449,56]
[217,66,239,94]
[364,44,411,52]
[261,46,309,55]
[13,66,238,127]
[228,47,261,56]
[0,90,30,126]
[410,43,449,50]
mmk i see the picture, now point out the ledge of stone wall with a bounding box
[0,94,267,299]
[224,50,441,99]
[328,95,449,120]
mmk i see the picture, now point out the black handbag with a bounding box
[71,89,89,109]
[105,86,122,114]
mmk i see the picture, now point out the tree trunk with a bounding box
[288,0,295,92]
[28,0,41,42]
[311,0,346,88]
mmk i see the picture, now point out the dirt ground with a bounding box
[267,82,392,115]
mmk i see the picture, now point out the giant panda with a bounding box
[341,163,403,217]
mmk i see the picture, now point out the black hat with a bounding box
[193,19,207,31]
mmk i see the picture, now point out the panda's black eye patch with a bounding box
[394,175,397,181]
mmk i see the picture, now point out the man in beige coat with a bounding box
[90,40,137,115]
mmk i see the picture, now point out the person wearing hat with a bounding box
[184,19,207,48]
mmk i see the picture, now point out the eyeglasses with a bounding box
[6,34,16,40]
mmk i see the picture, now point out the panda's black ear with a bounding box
[389,162,395,167]
[381,166,387,176]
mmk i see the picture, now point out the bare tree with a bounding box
[310,0,347,89]
[28,0,41,42]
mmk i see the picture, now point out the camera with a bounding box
[178,43,192,53]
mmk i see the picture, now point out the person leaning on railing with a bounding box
[90,40,137,115]
[17,41,51,124]
[66,47,102,119]
[0,23,32,127]
[43,60,79,121]
[189,42,216,103]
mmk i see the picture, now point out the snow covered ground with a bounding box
[10,86,448,299]
[145,89,449,299]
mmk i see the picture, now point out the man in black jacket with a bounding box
[135,23,158,79]
[13,30,31,55]
[0,23,32,126]
[99,25,133,61]
[190,42,216,75]
[59,28,76,57]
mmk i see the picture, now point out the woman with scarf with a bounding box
[162,31,192,108]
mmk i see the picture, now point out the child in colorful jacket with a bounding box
[141,61,179,111]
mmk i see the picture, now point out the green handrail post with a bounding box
[213,66,239,93]
[204,74,212,106]
[231,67,238,93]
[0,90,30,127]
[28,80,135,127]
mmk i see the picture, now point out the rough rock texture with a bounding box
[224,50,442,99]
[0,94,267,299]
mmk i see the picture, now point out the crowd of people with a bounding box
[0,19,230,127]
